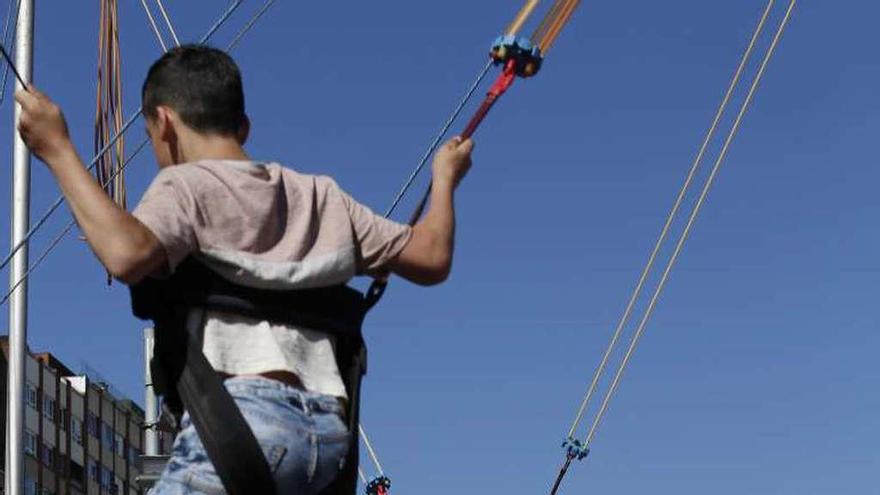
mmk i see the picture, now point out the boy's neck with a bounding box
[177,131,250,164]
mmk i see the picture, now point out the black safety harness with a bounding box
[130,258,385,495]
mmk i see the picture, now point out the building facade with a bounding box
[1,338,172,495]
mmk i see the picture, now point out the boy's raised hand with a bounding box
[388,136,473,286]
[15,86,74,164]
[432,137,474,188]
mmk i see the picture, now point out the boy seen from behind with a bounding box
[16,45,473,493]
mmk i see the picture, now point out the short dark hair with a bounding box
[142,44,246,135]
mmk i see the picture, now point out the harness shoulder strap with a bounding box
[131,258,367,495]
[182,306,277,494]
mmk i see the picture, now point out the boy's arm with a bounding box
[386,138,472,286]
[15,87,166,284]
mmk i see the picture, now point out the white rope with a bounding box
[582,0,798,449]
[154,0,180,47]
[359,424,385,475]
[139,0,167,52]
[566,0,778,438]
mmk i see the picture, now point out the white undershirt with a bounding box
[202,310,348,399]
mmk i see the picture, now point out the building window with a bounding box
[40,444,55,470]
[103,422,114,449]
[88,458,99,482]
[86,412,99,437]
[40,442,55,469]
[101,466,113,490]
[24,429,37,456]
[71,417,83,445]
[127,445,140,465]
[43,394,57,421]
[115,433,125,456]
[70,459,85,485]
[160,430,174,452]
[26,384,38,408]
[24,475,37,495]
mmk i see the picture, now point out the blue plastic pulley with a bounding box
[490,34,543,77]
[562,437,590,461]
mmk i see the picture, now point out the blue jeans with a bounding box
[150,376,350,495]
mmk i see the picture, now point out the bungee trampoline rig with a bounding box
[0,0,799,494]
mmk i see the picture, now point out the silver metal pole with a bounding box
[4,0,33,493]
[144,328,159,455]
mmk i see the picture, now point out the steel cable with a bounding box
[199,0,244,45]
[0,138,150,306]
[382,60,493,219]
[0,0,21,103]
[226,0,277,53]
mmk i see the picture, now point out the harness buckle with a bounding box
[365,279,388,310]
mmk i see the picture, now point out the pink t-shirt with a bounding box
[133,160,411,397]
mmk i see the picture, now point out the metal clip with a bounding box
[562,437,590,461]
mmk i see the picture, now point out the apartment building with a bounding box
[1,337,172,495]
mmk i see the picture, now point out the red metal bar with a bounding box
[460,59,517,138]
[460,95,498,140]
[407,60,519,225]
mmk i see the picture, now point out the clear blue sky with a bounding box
[1,1,878,493]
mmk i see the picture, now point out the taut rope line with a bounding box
[566,0,778,440]
[139,0,169,52]
[154,0,180,47]
[549,2,797,493]
[582,0,798,451]
[382,60,493,220]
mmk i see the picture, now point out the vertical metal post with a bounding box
[4,0,33,493]
[144,328,159,455]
